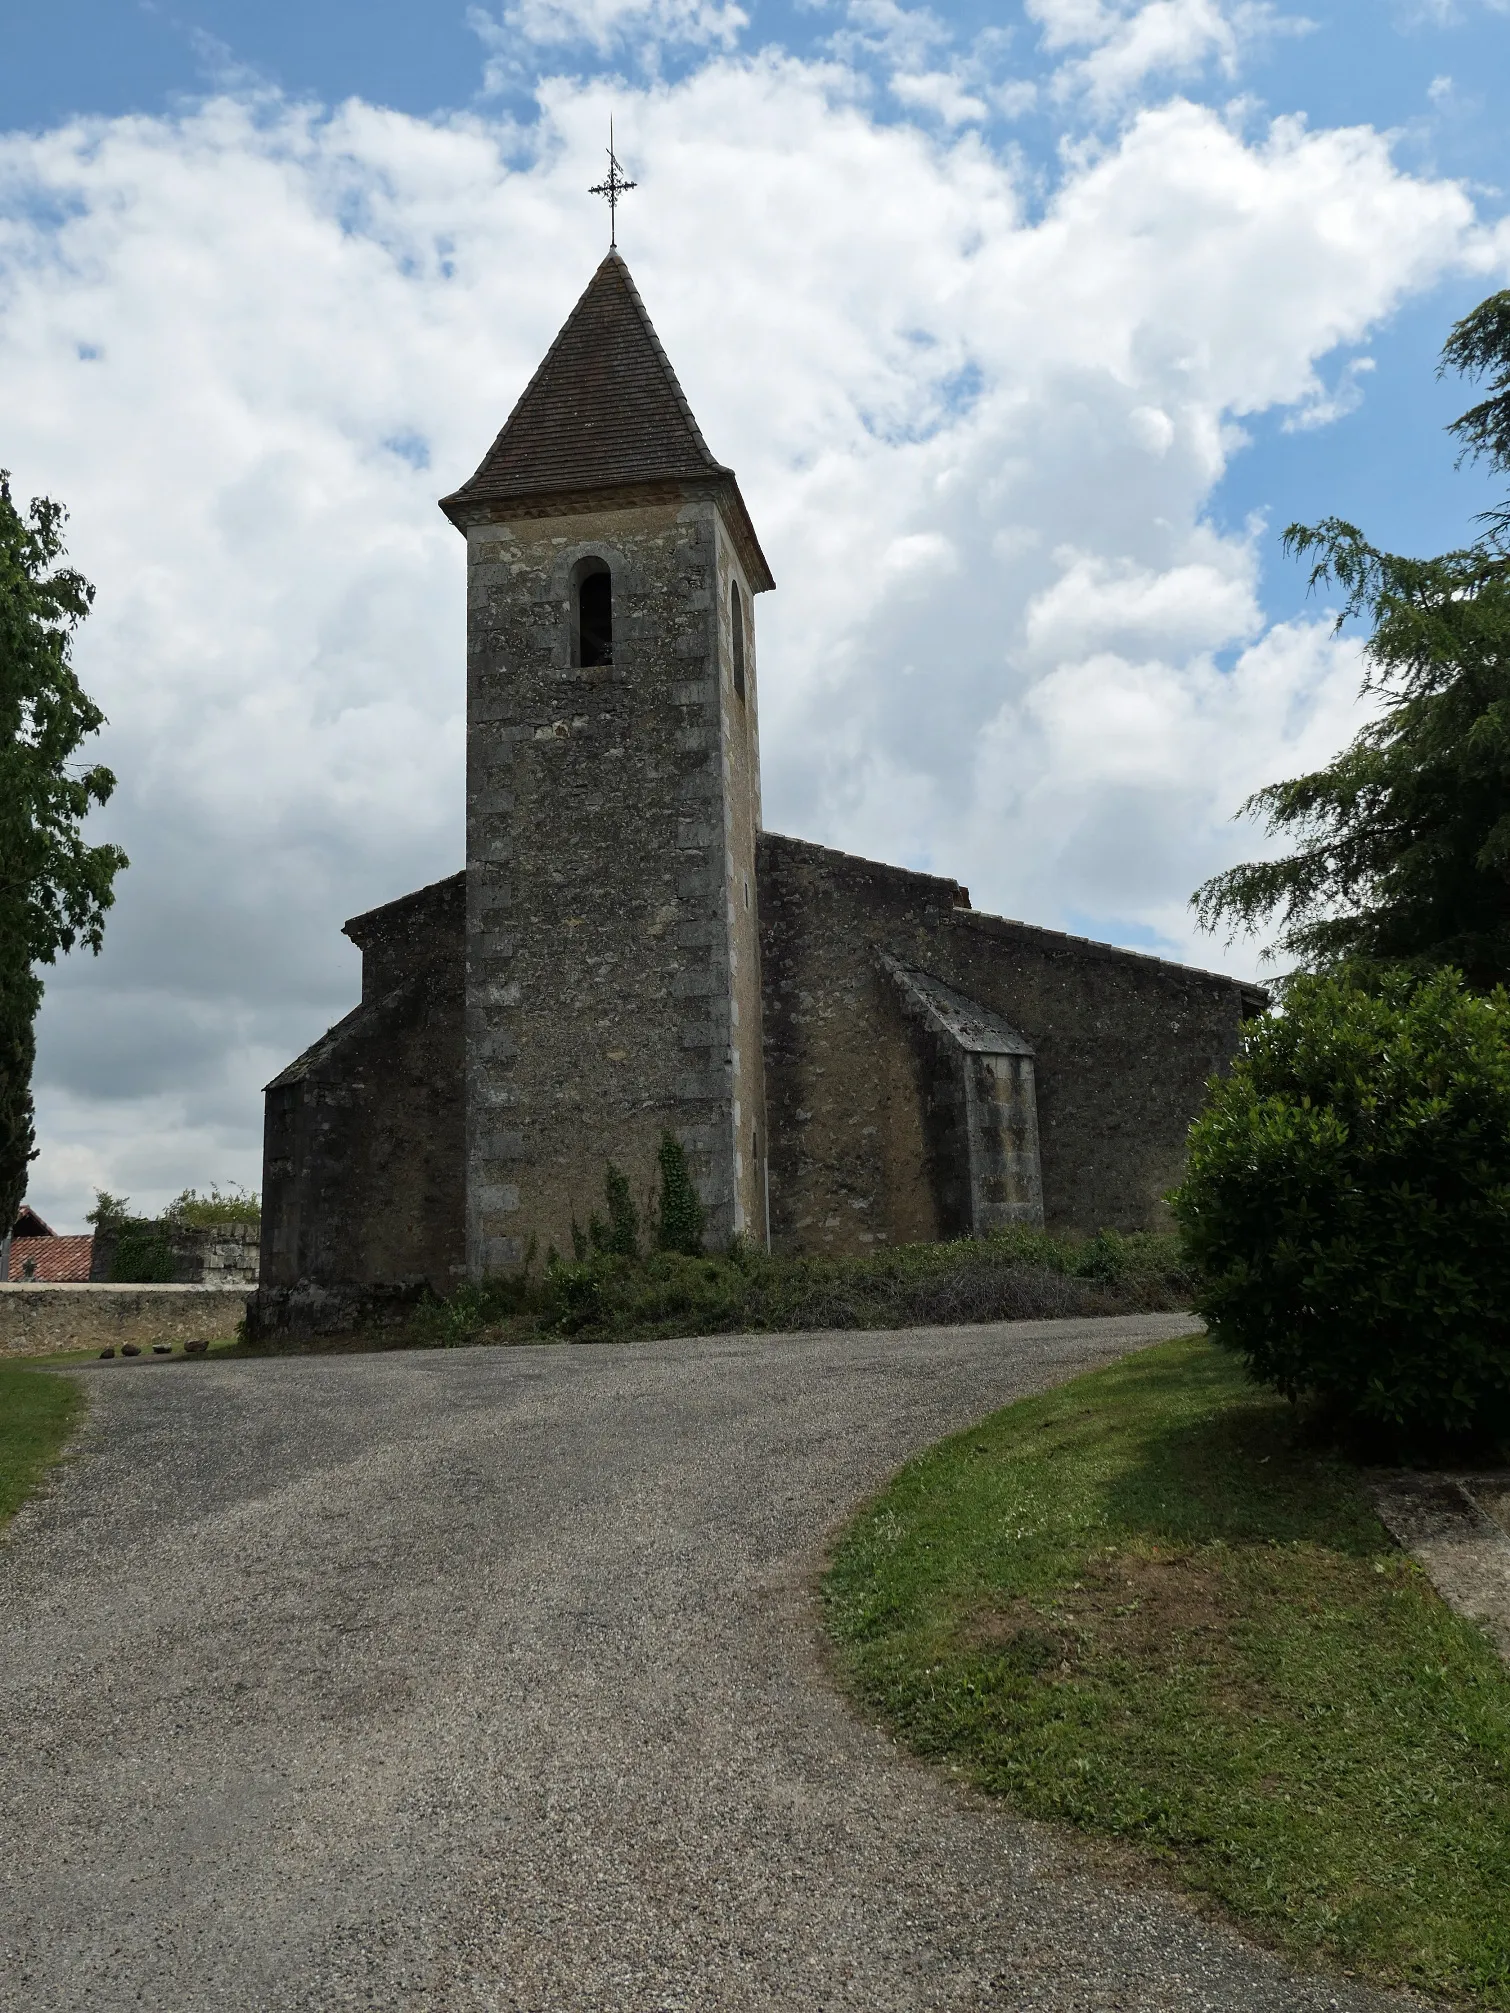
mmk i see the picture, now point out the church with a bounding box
[254,249,1262,1335]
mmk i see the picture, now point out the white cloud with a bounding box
[829,0,951,68]
[468,0,745,71]
[1023,543,1261,661]
[889,69,990,124]
[1027,0,1312,110]
[1282,353,1376,431]
[0,60,1500,1225]
[966,617,1373,949]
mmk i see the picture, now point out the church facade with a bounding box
[255,252,1262,1333]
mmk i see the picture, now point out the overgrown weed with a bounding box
[402,1223,1192,1349]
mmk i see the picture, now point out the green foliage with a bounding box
[106,1225,177,1284]
[654,1131,706,1256]
[587,1162,640,1259]
[1443,285,1510,541]
[269,1227,1189,1353]
[1193,292,1510,989]
[84,1190,131,1228]
[0,475,127,1231]
[161,1184,260,1227]
[84,1183,259,1282]
[494,1224,1190,1346]
[409,1267,537,1348]
[1171,970,1510,1443]
[0,966,39,1241]
[825,1336,1510,2007]
[0,1363,81,1528]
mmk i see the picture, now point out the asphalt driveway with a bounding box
[0,1316,1415,2011]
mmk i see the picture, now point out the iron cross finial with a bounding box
[589,119,636,250]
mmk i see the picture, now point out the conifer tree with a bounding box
[1194,292,1510,988]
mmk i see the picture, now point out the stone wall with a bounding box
[249,810,1261,1332]
[881,956,1044,1236]
[89,1220,259,1285]
[756,833,1264,1252]
[196,1224,260,1283]
[256,872,465,1330]
[460,484,766,1272]
[712,511,769,1246]
[0,1285,252,1358]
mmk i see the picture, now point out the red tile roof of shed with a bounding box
[8,1235,94,1283]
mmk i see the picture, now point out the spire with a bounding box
[439,253,773,589]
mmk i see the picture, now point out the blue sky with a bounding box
[1,0,1507,1222]
[7,2,1507,598]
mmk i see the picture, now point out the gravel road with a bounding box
[0,1316,1416,2011]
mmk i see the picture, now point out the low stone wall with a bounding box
[0,1284,253,1358]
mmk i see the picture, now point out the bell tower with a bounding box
[440,252,773,1272]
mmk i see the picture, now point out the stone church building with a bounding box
[256,251,1262,1331]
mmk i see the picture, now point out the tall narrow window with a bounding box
[572,557,612,667]
[730,580,746,703]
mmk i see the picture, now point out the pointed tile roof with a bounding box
[440,252,772,589]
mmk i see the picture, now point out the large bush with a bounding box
[1172,971,1510,1440]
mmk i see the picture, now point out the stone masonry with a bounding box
[441,252,771,1271]
[453,493,767,1270]
[253,248,1263,1334]
[757,834,1264,1250]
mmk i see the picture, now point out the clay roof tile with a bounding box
[439,252,773,589]
[8,1235,94,1283]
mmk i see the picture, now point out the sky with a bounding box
[2,0,1508,1229]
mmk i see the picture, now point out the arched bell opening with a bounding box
[571,557,613,667]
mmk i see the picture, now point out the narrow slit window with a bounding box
[572,557,612,667]
[730,580,746,703]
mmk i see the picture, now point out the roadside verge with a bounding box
[823,1334,1510,2007]
[0,1363,81,1531]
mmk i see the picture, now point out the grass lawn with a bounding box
[0,1363,81,1529]
[824,1334,1510,2007]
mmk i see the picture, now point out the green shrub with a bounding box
[84,1189,131,1229]
[655,1131,706,1256]
[107,1223,177,1283]
[532,1228,1192,1343]
[409,1263,536,1347]
[586,1163,640,1259]
[162,1184,260,1227]
[84,1181,260,1282]
[1172,969,1510,1443]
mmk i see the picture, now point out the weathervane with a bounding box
[589,119,636,249]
